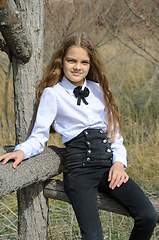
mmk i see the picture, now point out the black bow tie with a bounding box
[73,86,90,105]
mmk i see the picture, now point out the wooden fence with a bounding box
[0,145,159,239]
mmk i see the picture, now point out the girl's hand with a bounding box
[108,161,129,190]
[0,150,25,169]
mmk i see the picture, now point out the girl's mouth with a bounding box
[71,72,82,76]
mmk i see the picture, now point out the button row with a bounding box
[84,129,104,135]
[87,148,111,153]
[84,129,110,163]
[86,139,107,145]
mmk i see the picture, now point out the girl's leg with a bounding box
[99,172,157,240]
[63,166,107,240]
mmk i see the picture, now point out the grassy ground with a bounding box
[0,38,159,239]
[0,194,159,239]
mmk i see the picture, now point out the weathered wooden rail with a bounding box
[1,145,159,224]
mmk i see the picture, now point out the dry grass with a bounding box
[0,52,15,147]
[103,40,159,192]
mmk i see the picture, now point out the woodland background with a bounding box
[0,0,159,239]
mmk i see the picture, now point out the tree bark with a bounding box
[13,0,44,144]
[10,0,46,239]
[18,182,49,240]
[0,0,32,62]
[0,145,66,199]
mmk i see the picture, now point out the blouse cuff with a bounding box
[112,154,127,169]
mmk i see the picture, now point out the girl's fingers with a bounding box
[109,175,120,189]
[0,153,10,161]
[108,169,112,182]
[116,175,125,187]
[0,153,12,164]
[108,165,129,190]
[108,173,118,189]
[12,158,23,169]
[124,174,129,183]
[112,174,129,189]
[0,150,24,168]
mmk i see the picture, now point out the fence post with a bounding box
[17,183,49,240]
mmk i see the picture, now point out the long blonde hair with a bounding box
[38,32,122,142]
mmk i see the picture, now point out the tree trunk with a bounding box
[11,0,48,239]
[18,182,49,240]
[13,0,43,143]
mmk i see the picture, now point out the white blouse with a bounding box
[14,76,127,167]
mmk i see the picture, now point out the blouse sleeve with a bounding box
[110,133,127,168]
[14,87,57,159]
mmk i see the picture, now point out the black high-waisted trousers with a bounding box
[63,129,157,240]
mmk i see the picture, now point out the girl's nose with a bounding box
[74,62,81,70]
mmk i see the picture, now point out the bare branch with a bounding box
[0,0,32,63]
[124,0,159,41]
[128,35,159,64]
[0,145,65,199]
[45,0,63,38]
[102,23,159,67]
[137,1,159,27]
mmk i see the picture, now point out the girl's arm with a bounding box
[108,134,129,189]
[111,134,127,168]
[0,87,57,168]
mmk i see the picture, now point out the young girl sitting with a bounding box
[0,32,157,240]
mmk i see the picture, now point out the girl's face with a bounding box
[63,46,90,86]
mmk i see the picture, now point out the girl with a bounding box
[0,32,157,240]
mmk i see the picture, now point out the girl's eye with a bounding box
[82,61,90,65]
[67,59,75,63]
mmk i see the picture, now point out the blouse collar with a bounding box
[61,76,88,95]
